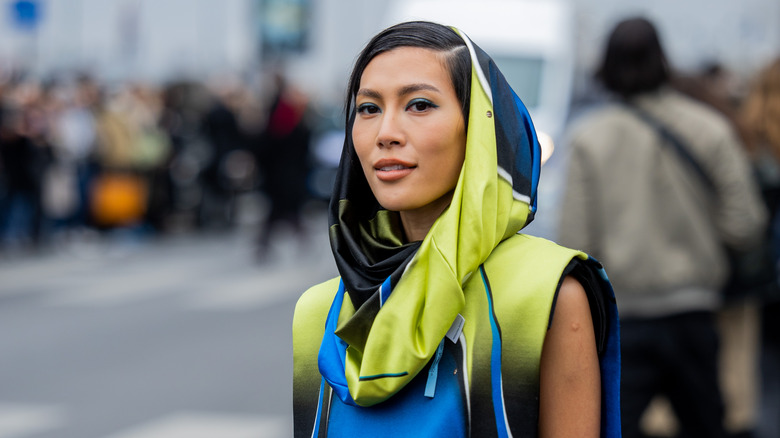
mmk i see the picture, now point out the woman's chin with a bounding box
[376,199,423,213]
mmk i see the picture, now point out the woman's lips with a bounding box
[374,159,416,182]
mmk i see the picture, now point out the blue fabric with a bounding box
[424,340,446,398]
[311,378,326,437]
[318,281,355,406]
[486,54,540,214]
[379,276,392,307]
[591,258,622,438]
[479,266,511,438]
[328,341,467,437]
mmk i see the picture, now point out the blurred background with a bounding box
[0,0,777,437]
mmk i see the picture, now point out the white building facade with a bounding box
[1,0,778,105]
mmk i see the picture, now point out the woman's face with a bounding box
[352,46,467,216]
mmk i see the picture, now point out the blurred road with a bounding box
[0,210,337,438]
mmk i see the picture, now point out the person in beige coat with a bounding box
[558,17,766,438]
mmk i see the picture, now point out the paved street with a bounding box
[0,211,337,438]
[0,203,761,438]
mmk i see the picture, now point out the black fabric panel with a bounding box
[319,388,331,437]
[293,386,318,438]
[293,379,330,438]
[551,259,610,356]
[488,61,533,199]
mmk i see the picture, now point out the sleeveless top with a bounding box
[293,234,621,437]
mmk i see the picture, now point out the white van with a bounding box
[386,0,575,142]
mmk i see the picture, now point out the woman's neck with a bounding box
[399,191,454,242]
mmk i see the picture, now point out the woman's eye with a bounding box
[357,103,380,115]
[407,99,438,112]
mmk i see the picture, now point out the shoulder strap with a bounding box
[627,104,716,192]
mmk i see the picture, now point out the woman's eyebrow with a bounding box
[357,88,381,99]
[398,83,440,96]
[357,83,441,100]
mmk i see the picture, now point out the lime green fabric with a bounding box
[294,234,591,435]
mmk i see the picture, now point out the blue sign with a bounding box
[11,0,40,30]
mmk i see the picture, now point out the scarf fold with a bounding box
[319,28,541,407]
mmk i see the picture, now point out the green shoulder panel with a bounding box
[484,233,586,370]
[485,234,586,346]
[293,276,340,436]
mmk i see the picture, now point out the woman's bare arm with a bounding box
[538,275,601,437]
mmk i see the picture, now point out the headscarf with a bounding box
[319,28,541,407]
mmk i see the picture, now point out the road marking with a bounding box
[0,257,101,296]
[44,270,189,306]
[3,227,337,310]
[40,253,234,307]
[185,264,334,310]
[102,412,288,438]
[0,403,64,438]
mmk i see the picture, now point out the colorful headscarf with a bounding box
[319,28,541,407]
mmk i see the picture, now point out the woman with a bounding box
[293,21,620,437]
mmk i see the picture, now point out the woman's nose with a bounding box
[376,112,404,148]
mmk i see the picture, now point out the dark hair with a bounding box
[345,21,471,126]
[596,17,670,97]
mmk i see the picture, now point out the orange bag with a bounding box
[90,173,148,227]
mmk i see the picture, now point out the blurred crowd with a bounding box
[0,70,331,256]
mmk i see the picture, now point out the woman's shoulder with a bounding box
[487,234,586,267]
[487,234,614,355]
[478,234,588,300]
[295,277,341,316]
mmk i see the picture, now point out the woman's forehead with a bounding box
[359,47,452,91]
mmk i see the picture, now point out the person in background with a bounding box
[0,83,53,251]
[255,74,312,260]
[558,17,767,438]
[739,58,780,438]
[293,21,621,437]
[198,81,243,229]
[52,75,100,230]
